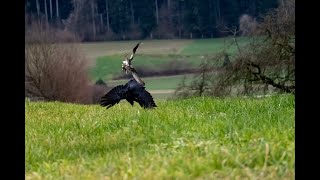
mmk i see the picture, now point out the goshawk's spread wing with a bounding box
[129,42,142,61]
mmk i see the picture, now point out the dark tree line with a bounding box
[25,0,279,41]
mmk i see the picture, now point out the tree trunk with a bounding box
[49,0,53,19]
[215,0,221,25]
[155,0,159,25]
[251,0,257,16]
[106,0,110,31]
[167,0,171,9]
[177,2,182,39]
[130,0,135,24]
[36,0,40,18]
[100,13,104,32]
[44,0,48,26]
[55,0,59,18]
[91,0,96,40]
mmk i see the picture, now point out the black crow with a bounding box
[100,79,156,109]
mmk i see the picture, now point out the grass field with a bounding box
[81,37,249,60]
[89,54,203,80]
[107,74,195,99]
[80,39,193,60]
[84,37,250,99]
[85,37,250,81]
[179,37,250,55]
[26,94,294,179]
[108,74,194,90]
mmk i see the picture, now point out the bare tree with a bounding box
[25,22,92,104]
[175,0,295,98]
[64,0,96,41]
[239,14,257,36]
[153,4,175,39]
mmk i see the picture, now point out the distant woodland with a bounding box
[25,0,279,41]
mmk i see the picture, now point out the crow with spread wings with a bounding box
[100,42,156,109]
[100,78,157,109]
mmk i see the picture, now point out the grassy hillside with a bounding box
[80,39,192,60]
[89,54,203,81]
[26,94,294,179]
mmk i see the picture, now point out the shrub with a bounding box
[91,84,110,104]
[25,21,92,104]
[95,78,107,86]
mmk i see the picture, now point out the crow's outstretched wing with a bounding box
[134,88,157,109]
[100,85,126,109]
[125,95,135,106]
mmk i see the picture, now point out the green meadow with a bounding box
[26,94,294,179]
[25,37,294,179]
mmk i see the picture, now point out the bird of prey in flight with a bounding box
[100,79,157,109]
[122,42,142,73]
[121,42,145,85]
